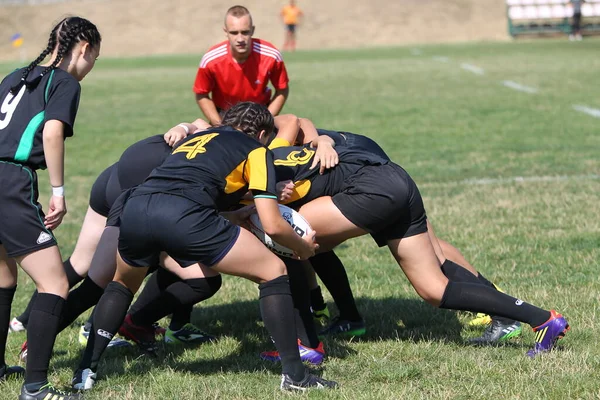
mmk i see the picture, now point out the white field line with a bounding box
[460,63,484,75]
[420,174,600,188]
[432,56,449,62]
[573,105,600,119]
[502,80,538,94]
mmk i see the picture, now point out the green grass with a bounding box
[2,38,600,399]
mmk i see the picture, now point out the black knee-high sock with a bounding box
[285,259,320,348]
[441,260,512,323]
[311,251,362,322]
[57,277,105,333]
[439,281,551,328]
[0,286,16,367]
[441,260,481,283]
[130,272,222,328]
[169,275,222,330]
[170,304,193,331]
[24,293,65,390]
[80,282,133,371]
[309,286,326,311]
[259,276,304,381]
[127,271,166,318]
[18,258,82,327]
[476,272,497,289]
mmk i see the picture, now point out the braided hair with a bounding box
[220,102,275,139]
[10,16,101,93]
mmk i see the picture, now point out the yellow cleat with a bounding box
[312,305,331,326]
[468,313,492,327]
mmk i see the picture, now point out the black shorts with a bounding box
[118,193,240,268]
[286,24,296,33]
[331,163,428,247]
[0,161,57,257]
[89,163,122,217]
[105,188,134,228]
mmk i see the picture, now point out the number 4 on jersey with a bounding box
[172,133,219,160]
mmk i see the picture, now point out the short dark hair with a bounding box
[221,102,274,139]
[224,5,253,26]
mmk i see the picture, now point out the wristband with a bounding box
[177,123,190,134]
[52,186,64,197]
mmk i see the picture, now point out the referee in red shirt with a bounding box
[193,5,290,125]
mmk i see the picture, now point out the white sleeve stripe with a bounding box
[199,45,228,66]
[253,43,283,60]
[202,43,227,59]
[200,47,227,65]
[252,44,283,61]
[200,50,228,68]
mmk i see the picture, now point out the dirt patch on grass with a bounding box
[0,0,507,61]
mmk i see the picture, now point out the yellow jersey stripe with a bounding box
[268,137,291,150]
[280,179,311,205]
[245,147,269,192]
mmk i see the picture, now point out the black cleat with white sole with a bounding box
[280,371,338,392]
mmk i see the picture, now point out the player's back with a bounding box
[137,127,267,209]
[117,135,172,190]
[0,67,80,168]
[317,129,389,160]
[272,144,389,207]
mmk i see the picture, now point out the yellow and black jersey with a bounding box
[270,143,389,208]
[134,126,277,210]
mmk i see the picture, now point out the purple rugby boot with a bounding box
[527,310,570,357]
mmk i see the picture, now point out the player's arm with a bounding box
[191,118,211,132]
[196,94,221,126]
[273,114,300,145]
[43,120,67,230]
[163,122,196,146]
[163,118,211,146]
[253,195,317,260]
[247,147,317,260]
[298,117,319,144]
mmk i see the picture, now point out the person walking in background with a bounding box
[569,0,585,41]
[281,0,303,51]
[193,5,289,125]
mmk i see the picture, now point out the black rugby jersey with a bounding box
[271,143,389,208]
[117,135,172,190]
[135,126,277,210]
[316,129,390,160]
[0,67,80,169]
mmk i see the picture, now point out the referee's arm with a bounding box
[196,93,221,126]
[268,86,289,117]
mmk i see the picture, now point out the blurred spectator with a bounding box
[568,0,585,41]
[281,0,303,51]
[193,5,289,125]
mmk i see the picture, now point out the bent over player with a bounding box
[73,103,337,392]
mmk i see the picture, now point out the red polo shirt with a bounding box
[193,38,289,110]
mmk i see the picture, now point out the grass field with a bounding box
[1,39,600,399]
